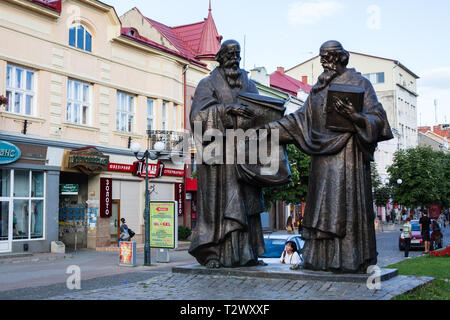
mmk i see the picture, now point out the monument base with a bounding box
[172,263,398,283]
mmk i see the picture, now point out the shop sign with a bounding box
[68,147,109,175]
[60,184,79,195]
[119,241,136,267]
[163,168,185,177]
[175,183,184,216]
[133,160,165,178]
[108,163,134,173]
[150,201,176,249]
[100,178,112,218]
[0,141,21,164]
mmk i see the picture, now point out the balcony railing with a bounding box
[147,130,185,152]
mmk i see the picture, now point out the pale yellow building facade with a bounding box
[0,0,212,253]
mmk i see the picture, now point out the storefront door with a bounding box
[0,200,12,253]
[110,200,120,244]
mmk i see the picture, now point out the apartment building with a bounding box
[0,0,220,253]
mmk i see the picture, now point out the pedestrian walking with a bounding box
[286,216,295,234]
[437,213,445,229]
[419,210,431,254]
[119,218,130,243]
[402,218,412,258]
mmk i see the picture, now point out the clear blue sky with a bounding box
[103,0,450,126]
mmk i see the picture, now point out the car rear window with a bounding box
[411,223,420,231]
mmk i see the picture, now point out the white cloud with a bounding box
[288,1,342,25]
[417,86,450,126]
[416,66,450,125]
[418,67,450,89]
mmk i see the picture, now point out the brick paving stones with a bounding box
[49,271,434,300]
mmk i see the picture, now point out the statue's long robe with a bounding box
[267,68,393,273]
[188,67,265,267]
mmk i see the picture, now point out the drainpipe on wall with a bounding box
[182,64,189,228]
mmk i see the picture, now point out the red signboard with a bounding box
[108,163,134,173]
[163,168,185,177]
[100,178,112,218]
[175,183,184,216]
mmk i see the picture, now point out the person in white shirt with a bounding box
[280,241,301,265]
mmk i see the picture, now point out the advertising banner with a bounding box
[119,241,136,267]
[175,183,184,216]
[100,178,112,218]
[150,201,177,249]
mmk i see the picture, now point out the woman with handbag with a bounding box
[120,218,130,242]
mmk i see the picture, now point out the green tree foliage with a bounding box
[371,162,392,207]
[263,145,311,211]
[387,146,449,208]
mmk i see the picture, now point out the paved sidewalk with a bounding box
[0,252,73,265]
[49,272,433,300]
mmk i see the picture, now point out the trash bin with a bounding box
[156,248,170,263]
[119,241,136,267]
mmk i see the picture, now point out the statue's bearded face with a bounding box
[222,45,241,69]
[220,44,242,88]
[320,51,339,71]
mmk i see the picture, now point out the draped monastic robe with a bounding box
[188,67,266,267]
[267,68,393,273]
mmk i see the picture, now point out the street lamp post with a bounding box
[387,178,403,224]
[130,140,165,266]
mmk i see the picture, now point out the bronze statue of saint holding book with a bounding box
[265,40,394,273]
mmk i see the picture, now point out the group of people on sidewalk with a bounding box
[401,210,436,258]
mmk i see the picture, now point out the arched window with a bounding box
[69,25,92,52]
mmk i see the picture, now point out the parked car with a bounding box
[399,219,443,251]
[259,233,305,264]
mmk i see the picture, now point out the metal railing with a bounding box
[147,130,185,152]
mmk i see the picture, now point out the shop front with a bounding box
[58,149,185,250]
[0,140,59,254]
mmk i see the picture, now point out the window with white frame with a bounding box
[116,91,135,132]
[69,25,92,52]
[363,72,385,84]
[67,79,91,125]
[5,64,36,116]
[162,101,168,131]
[172,104,177,131]
[147,98,155,132]
[0,169,46,241]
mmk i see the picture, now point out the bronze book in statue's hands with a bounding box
[326,84,365,132]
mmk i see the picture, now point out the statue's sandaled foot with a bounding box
[205,259,221,269]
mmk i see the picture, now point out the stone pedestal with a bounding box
[172,263,399,283]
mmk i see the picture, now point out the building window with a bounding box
[162,101,168,131]
[69,25,92,52]
[3,170,46,241]
[67,79,91,125]
[363,72,385,84]
[147,98,154,132]
[172,105,177,131]
[5,64,36,116]
[116,91,135,133]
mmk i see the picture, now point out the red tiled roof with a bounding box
[172,21,206,55]
[129,5,221,65]
[270,71,312,97]
[144,16,199,62]
[29,0,61,12]
[120,27,207,68]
